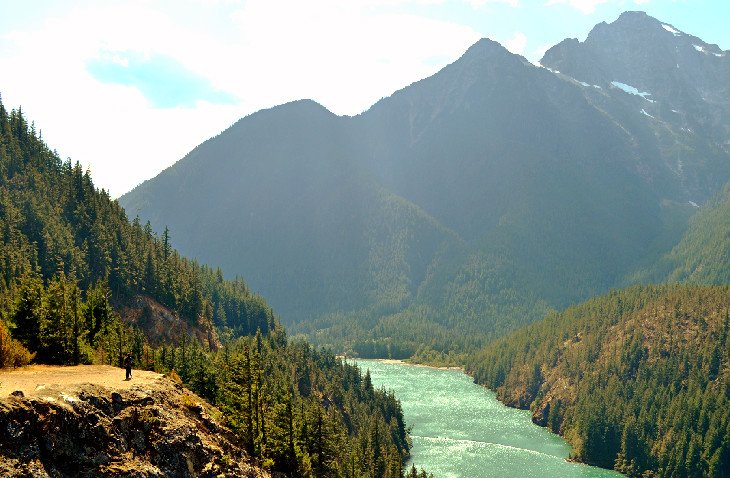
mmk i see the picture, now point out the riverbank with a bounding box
[360,359,625,478]
[364,358,463,372]
[339,355,464,371]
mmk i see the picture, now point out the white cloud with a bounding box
[1,1,480,197]
[504,31,528,55]
[531,42,553,65]
[0,3,247,197]
[545,0,607,14]
[229,0,481,113]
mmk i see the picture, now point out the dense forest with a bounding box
[468,285,730,477]
[0,98,277,358]
[144,328,416,477]
[0,95,431,477]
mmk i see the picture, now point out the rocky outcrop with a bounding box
[117,295,222,350]
[0,377,268,477]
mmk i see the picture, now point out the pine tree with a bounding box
[10,272,44,352]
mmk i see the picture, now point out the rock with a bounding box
[532,400,550,427]
[111,392,124,414]
[0,379,269,477]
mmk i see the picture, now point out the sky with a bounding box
[1,0,728,198]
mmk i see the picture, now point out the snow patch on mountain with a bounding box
[693,44,725,57]
[540,66,604,90]
[662,24,681,36]
[611,81,654,102]
[640,109,655,118]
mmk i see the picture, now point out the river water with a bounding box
[357,360,624,478]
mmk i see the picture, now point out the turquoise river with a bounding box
[356,359,624,478]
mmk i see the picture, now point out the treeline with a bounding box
[297,294,538,367]
[0,95,431,477]
[467,285,730,477]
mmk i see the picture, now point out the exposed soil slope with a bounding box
[0,365,268,478]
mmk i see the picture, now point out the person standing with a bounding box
[124,353,133,380]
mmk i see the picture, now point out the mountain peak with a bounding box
[584,10,667,45]
[225,98,335,134]
[540,9,730,156]
[443,37,530,78]
[542,9,727,76]
[617,10,651,20]
[467,38,508,54]
[366,36,529,117]
[274,98,333,115]
[586,10,652,30]
[460,37,525,64]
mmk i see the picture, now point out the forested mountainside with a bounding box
[120,11,730,358]
[0,97,276,363]
[467,285,730,477]
[630,179,730,285]
[0,97,428,477]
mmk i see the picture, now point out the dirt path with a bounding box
[0,365,165,398]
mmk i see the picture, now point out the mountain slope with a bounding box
[631,179,730,284]
[0,98,278,356]
[120,12,730,355]
[468,285,730,477]
[542,10,730,202]
[122,99,456,324]
[0,97,425,478]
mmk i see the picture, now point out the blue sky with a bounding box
[1,0,728,196]
[87,52,237,108]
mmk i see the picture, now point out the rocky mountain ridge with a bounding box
[542,10,730,201]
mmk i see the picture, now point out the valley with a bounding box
[2,6,729,478]
[120,12,730,362]
[114,10,730,477]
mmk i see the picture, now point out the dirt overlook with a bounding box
[0,365,269,478]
